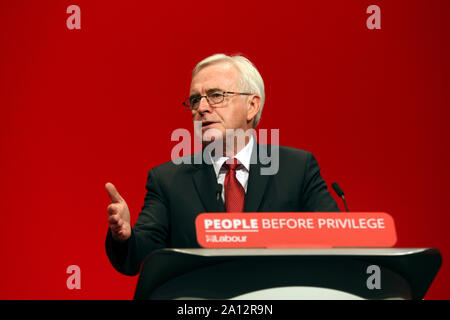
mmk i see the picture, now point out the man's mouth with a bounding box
[202,121,216,128]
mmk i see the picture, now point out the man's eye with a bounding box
[209,93,223,100]
[190,96,201,104]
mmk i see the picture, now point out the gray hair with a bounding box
[193,53,265,127]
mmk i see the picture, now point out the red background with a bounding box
[0,0,449,299]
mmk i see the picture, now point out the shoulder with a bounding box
[148,154,198,178]
[257,144,314,164]
[279,145,312,159]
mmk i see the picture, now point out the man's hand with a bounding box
[105,182,131,241]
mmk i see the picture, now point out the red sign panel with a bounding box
[195,212,397,248]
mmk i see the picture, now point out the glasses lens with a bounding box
[188,96,201,109]
[207,92,224,105]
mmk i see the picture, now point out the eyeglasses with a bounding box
[182,90,253,111]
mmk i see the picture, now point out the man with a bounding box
[105,54,340,276]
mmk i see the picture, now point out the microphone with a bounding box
[216,184,223,202]
[331,182,349,212]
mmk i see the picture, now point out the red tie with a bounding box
[224,159,245,212]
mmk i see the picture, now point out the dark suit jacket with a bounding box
[105,144,340,275]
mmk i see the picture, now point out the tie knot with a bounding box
[223,158,241,171]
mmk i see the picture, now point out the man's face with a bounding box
[190,62,250,145]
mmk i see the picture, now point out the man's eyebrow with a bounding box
[189,88,224,97]
[206,88,224,94]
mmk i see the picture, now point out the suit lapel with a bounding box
[244,143,272,212]
[192,153,225,213]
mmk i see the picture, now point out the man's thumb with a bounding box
[105,182,123,203]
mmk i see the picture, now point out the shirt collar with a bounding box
[211,135,254,178]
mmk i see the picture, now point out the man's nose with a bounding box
[197,96,213,113]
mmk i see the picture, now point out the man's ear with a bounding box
[246,95,261,125]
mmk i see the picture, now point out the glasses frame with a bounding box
[182,91,253,111]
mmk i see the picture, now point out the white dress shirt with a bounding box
[210,135,254,203]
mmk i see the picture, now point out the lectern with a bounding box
[133,248,442,300]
